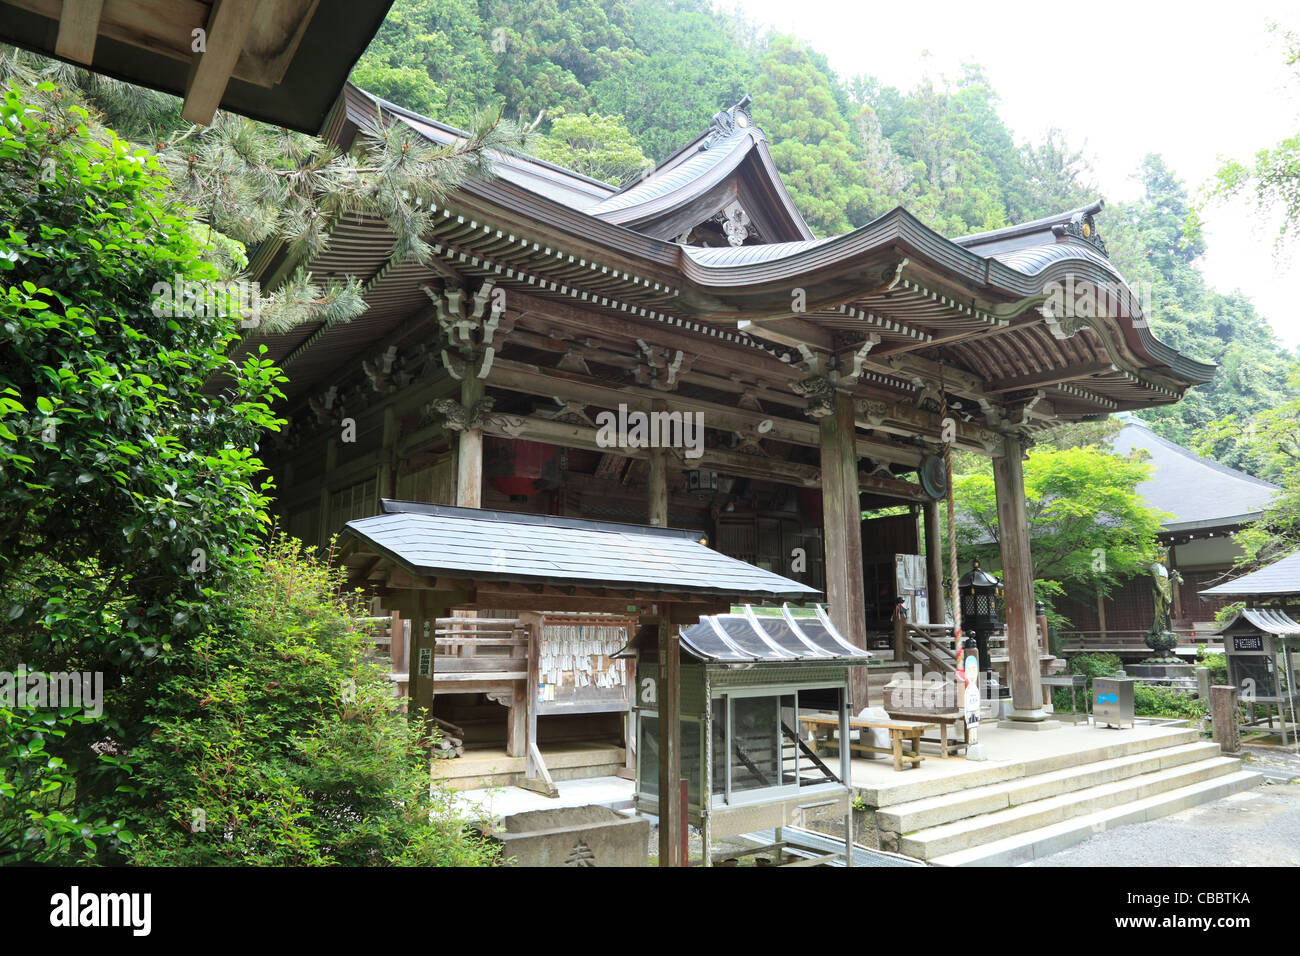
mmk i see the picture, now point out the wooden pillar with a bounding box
[992,433,1046,720]
[819,390,868,708]
[456,375,484,509]
[922,500,945,625]
[318,440,337,549]
[657,607,682,867]
[506,617,528,758]
[1169,544,1183,622]
[377,405,397,506]
[407,591,444,731]
[648,444,668,527]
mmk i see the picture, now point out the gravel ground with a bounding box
[1030,746,1300,867]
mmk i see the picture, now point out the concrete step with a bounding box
[930,770,1263,866]
[878,741,1223,834]
[899,756,1244,859]
[859,726,1201,807]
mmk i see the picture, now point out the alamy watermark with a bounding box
[594,403,704,460]
[1,664,103,717]
[1043,275,1153,325]
[151,275,262,328]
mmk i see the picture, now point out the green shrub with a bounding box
[110,535,499,866]
[1134,684,1207,720]
[0,78,283,861]
[1065,653,1124,680]
[1198,650,1229,685]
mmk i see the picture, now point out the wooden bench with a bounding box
[883,710,967,758]
[799,715,938,771]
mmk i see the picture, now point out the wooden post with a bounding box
[318,440,337,549]
[648,444,668,527]
[657,608,682,868]
[506,618,527,758]
[456,375,484,509]
[519,610,557,796]
[1097,590,1107,642]
[819,390,868,708]
[377,405,397,506]
[992,433,1046,721]
[1036,603,1051,707]
[922,500,945,625]
[1211,685,1240,754]
[407,591,445,732]
[893,604,907,667]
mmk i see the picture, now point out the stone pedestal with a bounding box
[1211,685,1240,755]
[997,717,1063,732]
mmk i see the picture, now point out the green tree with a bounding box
[588,0,757,161]
[1191,26,1300,250]
[752,35,871,235]
[953,445,1167,623]
[531,109,649,184]
[0,79,285,859]
[349,0,498,125]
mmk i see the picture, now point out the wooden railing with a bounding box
[894,620,958,674]
[433,617,529,682]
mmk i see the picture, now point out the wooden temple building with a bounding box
[229,88,1215,862]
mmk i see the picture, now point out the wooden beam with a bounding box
[488,358,923,467]
[656,612,682,867]
[54,0,103,63]
[181,0,260,126]
[986,362,1116,395]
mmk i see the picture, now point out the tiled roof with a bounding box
[343,500,819,600]
[1201,551,1300,598]
[1112,418,1278,530]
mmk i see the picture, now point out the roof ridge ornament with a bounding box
[699,94,753,151]
[1052,204,1108,255]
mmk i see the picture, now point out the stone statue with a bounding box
[1145,546,1183,660]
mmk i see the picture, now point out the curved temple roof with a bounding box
[238,86,1216,422]
[1201,551,1300,600]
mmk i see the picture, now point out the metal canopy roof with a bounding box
[617,605,870,664]
[1214,608,1300,636]
[343,500,820,600]
[1200,551,1300,599]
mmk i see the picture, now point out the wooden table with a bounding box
[799,715,938,771]
[884,710,966,758]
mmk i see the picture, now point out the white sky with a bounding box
[720,0,1300,350]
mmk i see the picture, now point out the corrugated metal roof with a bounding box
[619,605,868,663]
[1201,551,1300,598]
[343,500,819,599]
[1213,607,1300,635]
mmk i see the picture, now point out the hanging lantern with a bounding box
[958,559,1002,633]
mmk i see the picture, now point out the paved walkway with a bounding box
[1030,747,1300,867]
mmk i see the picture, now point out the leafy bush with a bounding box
[0,78,286,860]
[111,535,499,866]
[1197,650,1229,685]
[1065,653,1124,680]
[1134,685,1207,720]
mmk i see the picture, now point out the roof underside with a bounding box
[342,500,819,600]
[233,86,1215,431]
[0,0,394,132]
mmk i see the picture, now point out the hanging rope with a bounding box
[939,361,961,641]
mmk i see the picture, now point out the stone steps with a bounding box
[929,770,1261,867]
[877,741,1224,834]
[898,756,1246,859]
[860,727,1202,808]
